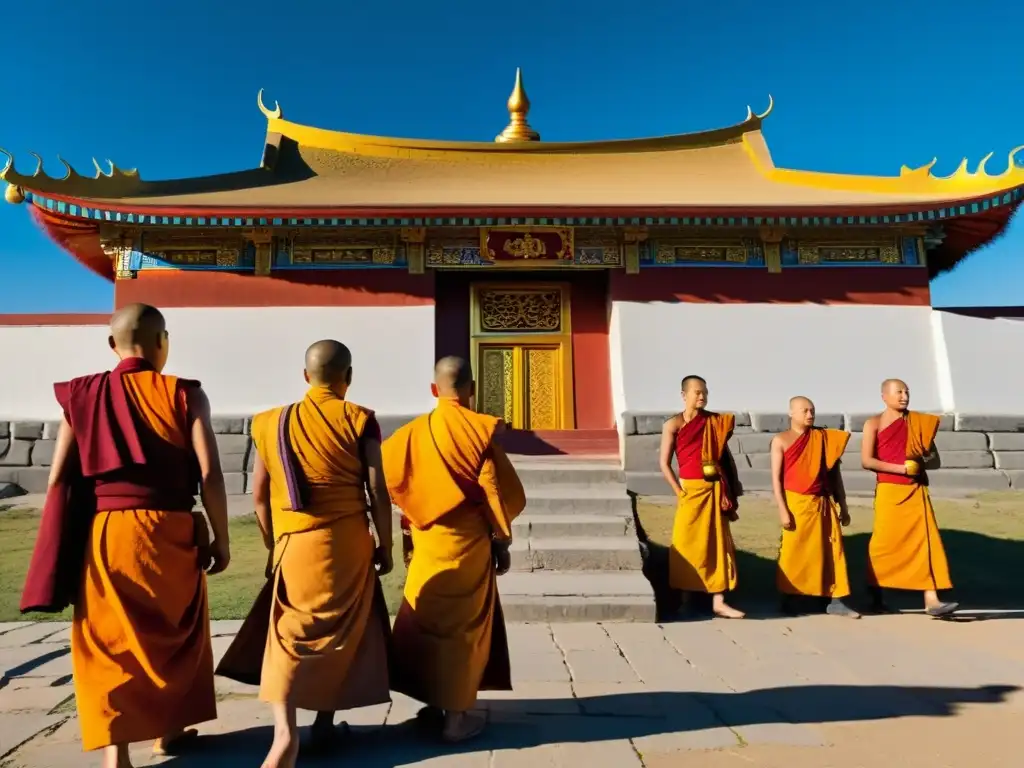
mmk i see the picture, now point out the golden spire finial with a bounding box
[495,68,540,143]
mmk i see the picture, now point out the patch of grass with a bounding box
[0,510,407,622]
[636,491,1024,611]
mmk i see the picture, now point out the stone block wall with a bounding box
[623,412,1024,497]
[0,415,417,498]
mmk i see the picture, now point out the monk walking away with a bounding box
[382,357,526,744]
[862,379,958,617]
[239,340,394,768]
[658,375,744,619]
[40,304,229,768]
[771,396,859,619]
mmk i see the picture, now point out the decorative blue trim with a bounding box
[25,187,1024,229]
[273,244,408,269]
[900,236,921,266]
[645,238,766,268]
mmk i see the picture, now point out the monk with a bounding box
[382,356,526,743]
[658,375,744,619]
[770,396,859,618]
[243,340,394,768]
[861,379,958,617]
[44,303,228,768]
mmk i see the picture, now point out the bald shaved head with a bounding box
[108,303,169,370]
[881,378,910,411]
[789,395,816,429]
[434,356,473,395]
[304,340,353,387]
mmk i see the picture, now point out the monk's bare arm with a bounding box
[187,387,230,555]
[860,417,907,475]
[46,417,77,489]
[251,450,273,549]
[769,437,791,524]
[658,417,683,496]
[831,463,851,524]
[363,438,394,555]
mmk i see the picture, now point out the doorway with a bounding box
[470,282,575,430]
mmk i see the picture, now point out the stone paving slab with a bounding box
[2,615,1023,766]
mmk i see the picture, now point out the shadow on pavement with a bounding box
[160,683,1018,767]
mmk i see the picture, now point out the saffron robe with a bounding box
[776,428,852,598]
[670,411,739,593]
[383,397,526,712]
[867,412,953,591]
[236,387,392,712]
[60,357,216,752]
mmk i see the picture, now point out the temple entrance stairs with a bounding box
[499,454,655,622]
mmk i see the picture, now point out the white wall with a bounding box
[7,305,1024,420]
[0,325,113,418]
[0,306,437,420]
[610,302,944,414]
[934,310,1024,413]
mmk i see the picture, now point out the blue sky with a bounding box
[0,0,1019,311]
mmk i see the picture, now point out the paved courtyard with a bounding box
[1,613,1022,767]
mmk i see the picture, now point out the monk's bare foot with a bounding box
[442,711,487,744]
[712,595,745,619]
[152,728,199,755]
[262,726,299,768]
[826,599,861,619]
[101,744,132,768]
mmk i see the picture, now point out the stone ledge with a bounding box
[622,411,1014,436]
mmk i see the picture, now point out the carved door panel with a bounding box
[471,282,574,430]
[477,344,563,430]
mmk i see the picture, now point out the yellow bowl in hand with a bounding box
[904,459,921,477]
[701,461,718,480]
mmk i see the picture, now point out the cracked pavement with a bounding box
[2,612,1023,767]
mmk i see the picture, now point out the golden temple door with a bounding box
[470,283,575,430]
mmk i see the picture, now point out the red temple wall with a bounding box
[114,270,435,308]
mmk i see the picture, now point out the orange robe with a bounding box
[867,412,953,591]
[670,411,738,593]
[71,369,216,752]
[776,428,851,598]
[248,387,391,712]
[382,397,526,712]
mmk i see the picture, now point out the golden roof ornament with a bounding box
[4,183,24,205]
[495,68,540,143]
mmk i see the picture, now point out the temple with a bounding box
[4,70,1024,453]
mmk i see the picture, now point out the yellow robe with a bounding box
[382,397,526,712]
[776,428,852,598]
[249,386,390,711]
[72,371,216,752]
[670,411,738,593]
[868,411,953,591]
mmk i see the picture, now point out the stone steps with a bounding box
[520,484,633,515]
[510,536,643,571]
[513,457,625,486]
[497,571,655,622]
[500,454,653,621]
[512,513,632,538]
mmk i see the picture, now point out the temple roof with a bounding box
[3,78,1023,214]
